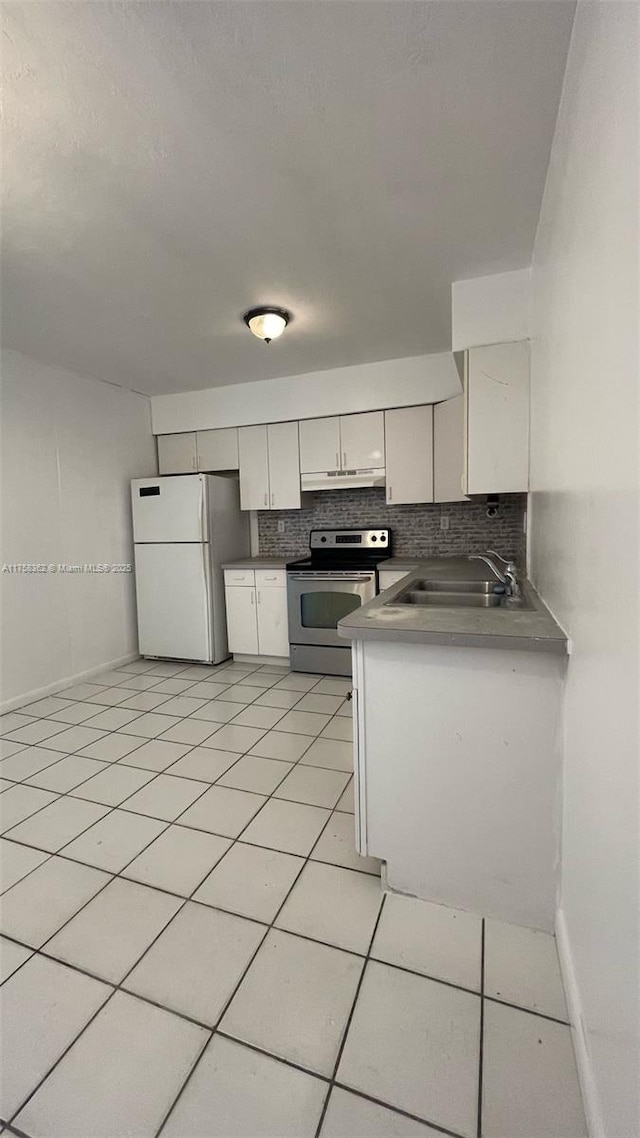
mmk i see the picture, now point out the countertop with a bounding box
[338,557,568,655]
[222,557,288,570]
[377,557,421,571]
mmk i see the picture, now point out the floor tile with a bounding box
[202,722,267,753]
[119,658,158,674]
[300,737,353,772]
[276,710,332,736]
[482,1001,587,1137]
[1,712,36,732]
[0,838,48,892]
[275,765,350,809]
[154,694,210,717]
[217,685,255,705]
[222,928,363,1076]
[81,706,144,731]
[123,826,231,896]
[118,737,192,772]
[277,862,382,954]
[217,754,293,795]
[335,779,355,813]
[14,990,207,1138]
[242,798,330,856]
[0,784,59,833]
[337,961,480,1136]
[0,739,26,759]
[123,773,208,822]
[321,1088,440,1136]
[118,690,173,712]
[70,762,157,806]
[158,718,220,746]
[190,699,242,723]
[0,856,110,947]
[122,711,181,737]
[0,745,64,783]
[5,795,110,852]
[59,681,111,699]
[2,720,69,746]
[253,687,304,709]
[233,673,277,689]
[295,693,345,715]
[372,893,482,992]
[166,746,239,782]
[195,842,303,922]
[274,674,321,692]
[313,678,353,697]
[0,936,33,982]
[150,677,200,695]
[484,918,568,1020]
[146,662,189,677]
[321,717,353,741]
[177,664,223,679]
[38,724,108,753]
[25,754,107,793]
[249,729,315,762]
[76,732,145,762]
[230,703,287,730]
[46,878,182,983]
[47,700,107,725]
[0,954,110,1119]
[113,672,162,691]
[179,785,266,838]
[181,680,231,698]
[82,685,139,706]
[214,665,256,681]
[336,699,353,718]
[63,808,167,872]
[163,1034,326,1138]
[311,811,381,875]
[125,901,266,1026]
[0,777,14,791]
[19,696,72,717]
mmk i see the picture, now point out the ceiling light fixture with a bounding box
[243,306,291,344]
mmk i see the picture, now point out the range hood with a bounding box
[301,468,386,491]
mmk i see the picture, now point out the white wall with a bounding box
[0,351,157,707]
[528,4,639,1136]
[451,268,531,350]
[150,352,461,435]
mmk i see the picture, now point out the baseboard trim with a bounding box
[1,651,139,713]
[556,907,604,1138]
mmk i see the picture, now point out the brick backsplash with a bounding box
[258,489,527,563]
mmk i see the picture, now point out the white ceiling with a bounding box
[2,1,575,396]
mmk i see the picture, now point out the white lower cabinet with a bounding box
[224,583,258,655]
[378,569,413,592]
[224,569,289,658]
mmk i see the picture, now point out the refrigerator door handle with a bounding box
[199,476,208,543]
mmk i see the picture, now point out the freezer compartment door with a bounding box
[131,475,207,543]
[134,542,213,662]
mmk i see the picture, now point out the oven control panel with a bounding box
[309,528,391,550]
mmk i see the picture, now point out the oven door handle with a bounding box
[288,574,374,583]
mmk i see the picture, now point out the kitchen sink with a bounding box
[386,578,534,611]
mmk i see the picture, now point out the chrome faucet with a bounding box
[468,550,521,598]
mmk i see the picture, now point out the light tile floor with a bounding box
[0,658,587,1137]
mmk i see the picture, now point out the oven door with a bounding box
[287,573,377,647]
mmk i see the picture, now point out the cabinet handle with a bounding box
[271,492,275,507]
[264,493,268,507]
[251,592,254,605]
[335,451,340,469]
[343,451,347,468]
[257,591,261,604]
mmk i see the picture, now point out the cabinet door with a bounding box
[434,396,468,502]
[267,422,301,510]
[225,586,258,654]
[378,570,412,592]
[238,425,270,511]
[465,341,530,494]
[196,428,239,471]
[385,406,433,504]
[298,417,341,474]
[256,586,289,657]
[157,433,197,474]
[340,411,385,470]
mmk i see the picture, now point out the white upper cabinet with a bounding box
[196,428,238,471]
[434,395,468,502]
[157,432,197,474]
[340,411,384,470]
[299,417,341,474]
[238,422,301,511]
[385,406,433,504]
[464,341,530,494]
[267,422,301,510]
[238,425,270,511]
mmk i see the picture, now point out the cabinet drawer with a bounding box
[255,569,287,588]
[224,569,256,587]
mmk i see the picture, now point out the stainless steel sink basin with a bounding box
[385,577,534,611]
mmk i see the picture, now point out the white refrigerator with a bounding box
[131,474,250,664]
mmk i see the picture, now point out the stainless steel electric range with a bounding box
[286,527,392,676]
